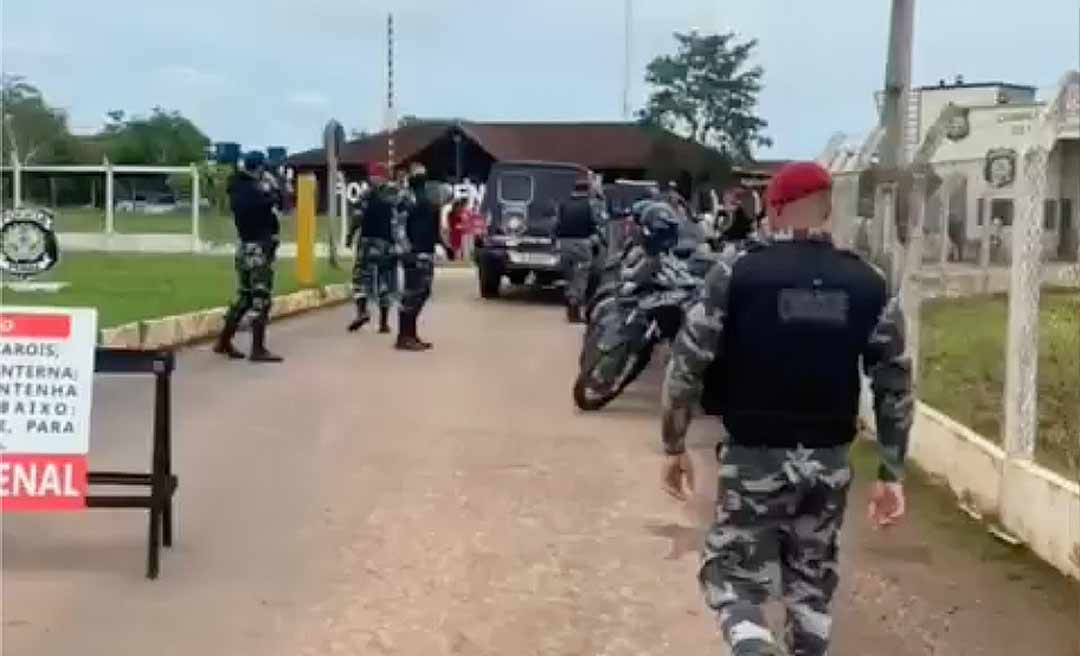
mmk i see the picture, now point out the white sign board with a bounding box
[0,306,97,511]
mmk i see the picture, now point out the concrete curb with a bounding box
[862,399,1080,579]
[98,283,351,350]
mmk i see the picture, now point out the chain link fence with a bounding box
[914,135,1079,480]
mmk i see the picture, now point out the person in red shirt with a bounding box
[446,198,467,260]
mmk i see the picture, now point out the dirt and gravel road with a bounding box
[3,270,1077,655]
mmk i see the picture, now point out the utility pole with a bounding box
[875,0,916,288]
[879,0,915,172]
[622,0,632,120]
[385,12,396,175]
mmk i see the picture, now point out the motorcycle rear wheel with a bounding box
[572,342,651,411]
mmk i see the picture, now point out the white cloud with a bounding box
[289,90,330,110]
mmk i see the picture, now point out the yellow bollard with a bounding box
[295,173,316,287]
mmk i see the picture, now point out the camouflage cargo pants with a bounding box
[225,240,276,327]
[559,238,594,306]
[353,237,399,310]
[700,444,852,656]
[401,253,434,317]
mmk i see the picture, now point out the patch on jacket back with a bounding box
[777,288,849,325]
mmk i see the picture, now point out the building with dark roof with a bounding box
[289,120,783,210]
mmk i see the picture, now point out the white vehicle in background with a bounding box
[114,192,178,214]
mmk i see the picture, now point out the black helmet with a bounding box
[243,151,266,172]
[639,201,679,255]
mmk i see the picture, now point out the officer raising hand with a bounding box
[213,151,283,363]
[660,161,914,656]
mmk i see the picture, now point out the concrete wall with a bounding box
[56,233,352,258]
[98,283,351,350]
[863,399,1080,579]
[58,232,198,253]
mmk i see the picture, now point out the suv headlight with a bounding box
[505,215,526,236]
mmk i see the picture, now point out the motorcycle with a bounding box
[572,246,714,411]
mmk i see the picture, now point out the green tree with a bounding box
[1,74,76,164]
[639,31,771,160]
[101,107,211,165]
[197,162,233,214]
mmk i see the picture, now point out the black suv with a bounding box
[475,160,590,298]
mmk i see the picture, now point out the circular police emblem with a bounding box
[983,148,1017,189]
[0,207,60,279]
[945,108,970,141]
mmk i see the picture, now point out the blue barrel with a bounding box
[267,147,287,166]
[215,142,241,165]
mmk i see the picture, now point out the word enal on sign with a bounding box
[0,455,87,511]
[0,307,97,512]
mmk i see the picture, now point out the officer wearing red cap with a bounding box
[346,162,403,334]
[660,161,913,656]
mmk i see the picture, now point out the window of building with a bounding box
[977,198,985,226]
[990,199,1014,226]
[1063,198,1074,230]
[1044,199,1058,230]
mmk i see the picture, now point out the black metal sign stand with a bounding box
[85,348,178,579]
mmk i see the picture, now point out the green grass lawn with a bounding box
[1,252,352,329]
[920,289,1080,478]
[51,207,342,244]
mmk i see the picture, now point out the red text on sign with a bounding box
[0,454,87,511]
[0,313,73,340]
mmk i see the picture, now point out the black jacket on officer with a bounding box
[360,185,398,242]
[663,235,913,479]
[555,193,598,239]
[404,179,439,254]
[228,170,279,242]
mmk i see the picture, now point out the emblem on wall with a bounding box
[983,148,1017,189]
[0,207,61,279]
[944,107,971,141]
[1061,81,1080,119]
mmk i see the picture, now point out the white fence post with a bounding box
[938,177,951,274]
[1002,147,1048,460]
[104,158,115,235]
[12,157,23,208]
[979,197,992,292]
[339,188,348,258]
[901,172,927,383]
[190,163,201,252]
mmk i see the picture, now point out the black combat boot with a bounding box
[378,306,391,334]
[212,313,245,359]
[394,312,427,351]
[347,300,370,332]
[566,302,581,324]
[413,312,433,349]
[249,322,283,363]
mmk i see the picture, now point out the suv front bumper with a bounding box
[478,237,563,273]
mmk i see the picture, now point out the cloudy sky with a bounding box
[2,1,1077,159]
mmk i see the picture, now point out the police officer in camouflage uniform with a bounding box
[347,163,402,334]
[660,161,914,656]
[213,151,283,363]
[396,165,439,351]
[556,179,604,323]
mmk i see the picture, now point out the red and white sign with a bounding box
[0,307,97,511]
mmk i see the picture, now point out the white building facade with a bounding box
[821,72,1080,264]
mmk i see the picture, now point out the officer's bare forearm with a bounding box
[661,402,692,454]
